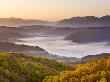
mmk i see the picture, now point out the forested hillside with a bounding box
[43,55,110,82]
[0,42,45,52]
[0,53,72,82]
[1,53,110,82]
[65,27,110,43]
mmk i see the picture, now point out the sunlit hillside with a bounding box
[0,53,72,82]
[43,56,110,82]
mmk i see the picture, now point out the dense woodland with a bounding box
[0,53,72,82]
[43,56,110,82]
[0,52,110,82]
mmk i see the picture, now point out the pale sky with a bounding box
[0,0,110,21]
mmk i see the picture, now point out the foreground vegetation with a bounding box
[0,52,72,82]
[1,52,110,82]
[43,56,110,82]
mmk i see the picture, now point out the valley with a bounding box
[0,23,110,82]
[0,25,110,63]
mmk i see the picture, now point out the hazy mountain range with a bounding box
[0,17,52,27]
[56,15,110,27]
[1,16,110,63]
[1,25,110,43]
[1,15,110,27]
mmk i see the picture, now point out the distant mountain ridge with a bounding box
[1,15,110,27]
[56,15,110,27]
[0,17,52,27]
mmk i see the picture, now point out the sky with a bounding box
[0,0,110,21]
